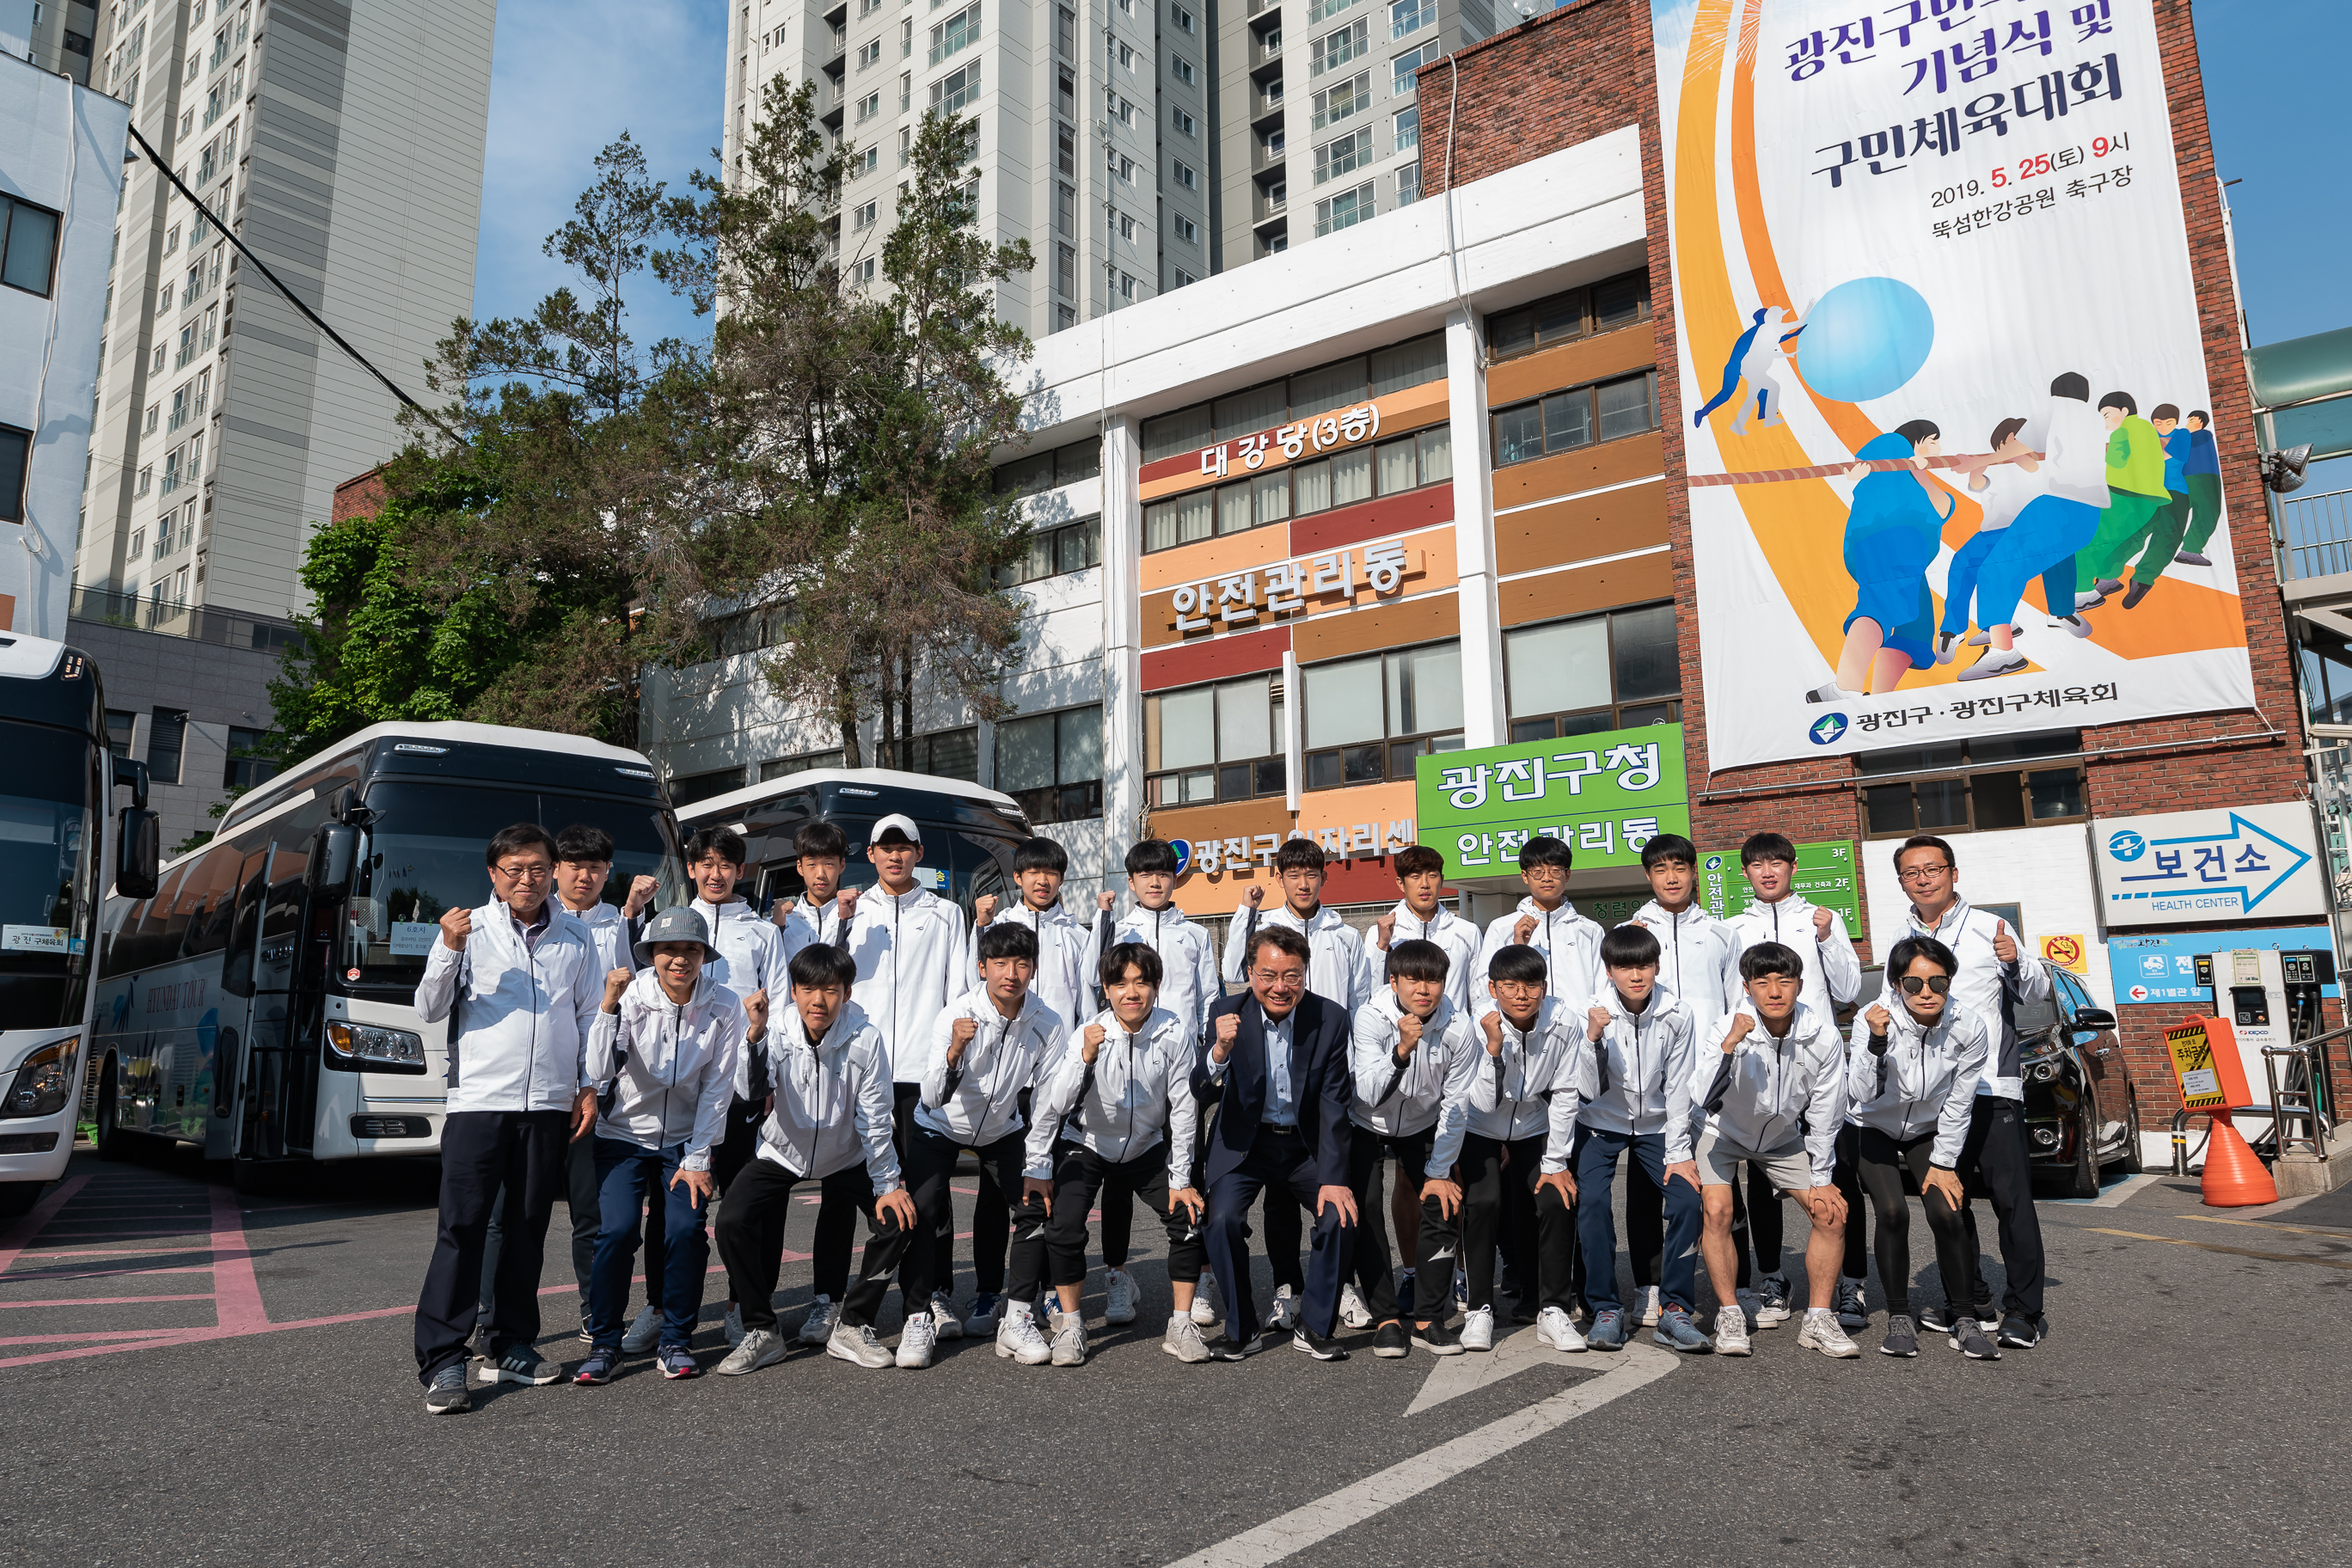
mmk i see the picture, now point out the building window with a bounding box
[1313,128,1373,187]
[1171,54,1197,85]
[1171,160,1198,191]
[148,707,189,785]
[1394,105,1419,152]
[858,38,883,68]
[106,710,137,759]
[761,749,846,782]
[1056,242,1076,297]
[1148,673,1286,806]
[1314,181,1375,236]
[224,726,279,790]
[1491,371,1660,466]
[930,58,982,113]
[857,89,881,121]
[1486,270,1652,361]
[996,707,1103,823]
[1303,643,1464,790]
[1504,604,1680,740]
[1312,70,1371,132]
[997,516,1103,586]
[854,257,878,285]
[1391,0,1435,40]
[1859,732,2087,837]
[928,4,981,65]
[1169,3,1196,34]
[1396,163,1421,206]
[1313,18,1368,77]
[1173,267,1196,286]
[1142,426,1446,550]
[0,423,28,524]
[671,767,745,806]
[895,726,980,781]
[1173,214,1198,243]
[1119,272,1138,301]
[852,199,879,230]
[1391,43,1432,94]
[1171,107,1197,137]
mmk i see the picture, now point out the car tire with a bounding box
[2064,1081,2102,1198]
[2116,1083,2144,1175]
[93,1060,136,1162]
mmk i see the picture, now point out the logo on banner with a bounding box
[2107,830,2148,862]
[1167,839,1193,876]
[1808,714,1848,745]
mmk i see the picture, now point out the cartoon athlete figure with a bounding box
[1806,421,1953,704]
[1693,306,1807,432]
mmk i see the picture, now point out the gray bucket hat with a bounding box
[632,905,721,967]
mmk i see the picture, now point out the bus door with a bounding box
[205,845,269,1161]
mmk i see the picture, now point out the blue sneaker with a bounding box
[657,1344,701,1380]
[1585,1308,1627,1351]
[573,1349,619,1386]
[1652,1305,1710,1353]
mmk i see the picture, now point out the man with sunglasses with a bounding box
[1892,835,2052,1350]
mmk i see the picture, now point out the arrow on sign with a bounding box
[2110,812,2314,913]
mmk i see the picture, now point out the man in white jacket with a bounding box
[409,824,603,1413]
[1464,945,1585,1354]
[969,836,1110,1036]
[1694,943,1857,1361]
[573,906,744,1385]
[1471,834,1605,1014]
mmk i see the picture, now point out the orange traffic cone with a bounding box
[2202,1117,2279,1207]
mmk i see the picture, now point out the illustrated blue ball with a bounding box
[1798,277,1935,403]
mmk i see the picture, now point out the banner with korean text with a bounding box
[1653,0,2253,769]
[1415,724,1689,879]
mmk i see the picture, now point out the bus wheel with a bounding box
[0,1183,41,1218]
[94,1062,137,1162]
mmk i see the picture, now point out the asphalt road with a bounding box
[3,1139,2349,1567]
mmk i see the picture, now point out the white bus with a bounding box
[89,720,681,1187]
[0,634,160,1216]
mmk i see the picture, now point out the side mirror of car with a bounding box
[2070,1007,2116,1032]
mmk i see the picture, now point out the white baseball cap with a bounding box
[870,812,923,848]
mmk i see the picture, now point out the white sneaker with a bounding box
[1637,1286,1663,1327]
[1799,1308,1863,1359]
[621,1303,661,1355]
[1270,1285,1301,1332]
[995,1303,1051,1365]
[1163,1312,1211,1363]
[896,1311,937,1369]
[1461,1304,1496,1352]
[825,1320,894,1369]
[1957,647,2027,682]
[2055,613,2094,639]
[797,1295,836,1346]
[1104,1267,1137,1326]
[1338,1283,1374,1329]
[1045,1300,1072,1336]
[1536,1305,1587,1352]
[1713,1304,1752,1356]
[929,1293,964,1342]
[1050,1318,1088,1368]
[725,1303,746,1348]
[1190,1275,1219,1326]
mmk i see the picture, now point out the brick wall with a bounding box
[331,468,387,527]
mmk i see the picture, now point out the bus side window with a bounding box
[179,842,244,962]
[219,848,271,999]
[119,866,188,973]
[258,799,331,945]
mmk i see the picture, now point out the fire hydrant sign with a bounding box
[1415,723,1688,879]
[2091,803,2324,926]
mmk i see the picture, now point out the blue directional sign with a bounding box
[2091,805,2326,927]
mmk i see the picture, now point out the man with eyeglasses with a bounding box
[1892,834,2052,1350]
[410,824,609,1413]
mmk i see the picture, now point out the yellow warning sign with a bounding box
[2166,1022,2228,1112]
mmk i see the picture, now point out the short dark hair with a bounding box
[1013,836,1069,875]
[684,826,748,867]
[1519,835,1572,872]
[1895,418,1940,448]
[787,944,856,990]
[2188,409,2209,426]
[2051,371,2090,401]
[1124,838,1180,875]
[1894,834,1955,873]
[1384,937,1450,985]
[1740,831,1796,867]
[1394,844,1444,879]
[1739,941,1804,983]
[1487,944,1549,988]
[1601,923,1663,971]
[977,922,1039,965]
[1099,940,1164,989]
[1885,934,1959,981]
[1247,924,1311,968]
[485,823,558,867]
[554,824,616,864]
[1639,833,1696,870]
[1989,416,2027,450]
[2152,402,2180,423]
[795,820,849,861]
[1273,836,1326,873]
[2098,389,2137,416]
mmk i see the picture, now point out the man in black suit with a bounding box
[1192,924,1359,1361]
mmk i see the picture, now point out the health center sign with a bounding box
[1415,723,1690,879]
[1653,0,2254,769]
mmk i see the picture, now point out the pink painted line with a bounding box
[0,1263,217,1283]
[0,1175,90,1276]
[0,1293,217,1308]
[3,1244,217,1259]
[0,1327,189,1346]
[205,1185,270,1333]
[22,1229,209,1244]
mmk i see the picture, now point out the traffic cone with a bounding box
[2202,1117,2279,1207]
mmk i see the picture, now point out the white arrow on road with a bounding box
[1402,1324,1566,1416]
[1165,1341,1677,1568]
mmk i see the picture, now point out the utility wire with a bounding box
[125,120,459,442]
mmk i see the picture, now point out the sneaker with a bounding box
[717,1327,788,1376]
[825,1321,895,1369]
[573,1349,619,1385]
[2175,550,2211,567]
[576,1324,596,1344]
[1805,681,1847,704]
[1637,1285,1663,1327]
[1996,1313,2045,1349]
[1045,1301,1073,1336]
[1586,1308,1627,1351]
[2054,613,2094,639]
[1712,1305,1752,1357]
[1291,1326,1349,1361]
[1269,1284,1301,1332]
[1103,1267,1138,1326]
[1734,1287,1761,1331]
[797,1295,836,1346]
[1918,1302,1955,1334]
[1653,1305,1710,1354]
[928,1293,965,1342]
[1204,1336,1254,1363]
[1880,1314,1920,1357]
[964,1292,1004,1336]
[1412,1320,1463,1356]
[1965,628,1994,646]
[995,1304,1052,1366]
[1163,1314,1212,1363]
[1834,1277,1870,1332]
[2122,579,2154,609]
[1050,1319,1089,1367]
[1535,1305,1586,1352]
[1338,1283,1374,1329]
[657,1344,700,1380]
[1754,1275,1792,1329]
[423,1363,472,1414]
[1372,1320,1411,1358]
[2073,590,2107,611]
[1798,1308,1862,1359]
[1461,1305,1496,1352]
[1949,1317,2001,1360]
[493,1345,561,1386]
[1190,1277,1219,1327]
[2092,576,2124,598]
[725,1303,746,1347]
[1958,647,2027,681]
[897,1310,938,1369]
[621,1304,661,1355]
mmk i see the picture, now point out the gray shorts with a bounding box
[1696,1128,1816,1193]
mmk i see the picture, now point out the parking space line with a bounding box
[2085,1228,2352,1269]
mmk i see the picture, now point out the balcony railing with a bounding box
[2285,487,2352,581]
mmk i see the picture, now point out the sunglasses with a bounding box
[1897,975,1951,995]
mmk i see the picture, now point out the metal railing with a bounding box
[2283,487,2352,581]
[68,586,304,654]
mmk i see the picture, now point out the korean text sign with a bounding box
[1698,840,1863,934]
[1651,0,2252,770]
[1415,724,1688,878]
[2091,804,2324,926]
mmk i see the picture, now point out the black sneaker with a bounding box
[1412,1320,1463,1357]
[1291,1326,1350,1362]
[423,1363,472,1414]
[1372,1320,1410,1359]
[1949,1318,2001,1360]
[1917,1303,1955,1334]
[1205,1337,1254,1363]
[1878,1315,1919,1357]
[1996,1313,2044,1349]
[493,1344,562,1386]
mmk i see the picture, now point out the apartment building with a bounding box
[8,0,101,83]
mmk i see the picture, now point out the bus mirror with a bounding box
[113,754,150,812]
[117,808,160,899]
[307,823,363,900]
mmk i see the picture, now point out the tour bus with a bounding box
[89,720,681,1186]
[0,634,159,1215]
[674,767,1031,919]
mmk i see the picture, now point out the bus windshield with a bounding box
[346,782,681,988]
[0,721,101,1030]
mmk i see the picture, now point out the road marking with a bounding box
[1164,1344,1676,1568]
[2188,1216,2352,1239]
[2047,1173,2163,1208]
[1402,1325,1568,1416]
[2085,1228,2352,1270]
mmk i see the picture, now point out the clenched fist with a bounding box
[973,893,1001,927]
[623,875,659,918]
[1213,1011,1240,1063]
[836,886,860,922]
[949,1015,977,1065]
[1375,911,1396,951]
[602,968,633,1008]
[1481,1012,1504,1057]
[438,906,473,952]
[1081,1022,1106,1064]
[1721,1014,1753,1053]
[770,897,796,928]
[1097,891,1116,912]
[1397,1013,1424,1053]
[1812,906,1833,940]
[1864,1001,1891,1033]
[1587,1005,1611,1042]
[744,989,769,1040]
[1244,885,1265,910]
[1513,915,1538,946]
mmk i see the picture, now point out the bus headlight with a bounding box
[2,1038,80,1118]
[324,1022,427,1072]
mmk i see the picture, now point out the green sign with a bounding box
[1415,723,1690,880]
[1697,840,1862,934]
